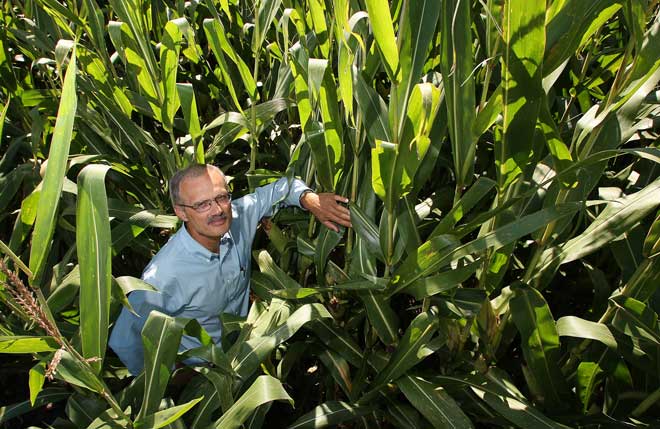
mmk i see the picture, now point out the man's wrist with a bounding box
[299,189,314,210]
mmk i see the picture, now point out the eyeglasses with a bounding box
[178,193,232,213]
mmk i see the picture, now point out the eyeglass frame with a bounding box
[177,193,233,213]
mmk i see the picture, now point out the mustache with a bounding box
[207,213,227,224]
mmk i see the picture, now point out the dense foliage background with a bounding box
[1,0,659,427]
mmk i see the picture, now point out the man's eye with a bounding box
[215,194,231,204]
[194,200,212,210]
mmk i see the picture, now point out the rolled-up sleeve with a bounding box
[251,177,311,219]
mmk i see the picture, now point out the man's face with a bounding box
[173,167,232,251]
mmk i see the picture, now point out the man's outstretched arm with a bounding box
[300,191,352,232]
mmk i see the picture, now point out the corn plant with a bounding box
[1,0,659,427]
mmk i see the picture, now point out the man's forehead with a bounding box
[180,168,227,196]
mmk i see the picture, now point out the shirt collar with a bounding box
[178,225,234,261]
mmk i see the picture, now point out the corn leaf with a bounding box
[544,0,621,76]
[510,283,570,408]
[440,0,476,188]
[210,376,293,429]
[231,303,332,381]
[397,375,473,429]
[253,0,283,57]
[29,47,77,284]
[368,309,440,391]
[134,397,203,429]
[392,204,580,294]
[497,0,546,191]
[28,362,46,406]
[358,290,399,345]
[287,401,375,429]
[76,164,112,373]
[364,0,399,83]
[611,296,660,345]
[536,177,660,278]
[396,0,441,139]
[352,66,391,142]
[0,388,70,425]
[137,311,187,420]
[435,370,571,428]
[160,19,183,133]
[0,336,60,353]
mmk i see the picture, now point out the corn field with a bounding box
[1,0,659,427]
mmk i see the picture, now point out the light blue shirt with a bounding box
[109,177,310,375]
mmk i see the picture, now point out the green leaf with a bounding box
[308,0,329,58]
[383,397,425,428]
[556,316,618,349]
[576,360,604,413]
[115,22,162,120]
[510,283,569,408]
[397,83,443,195]
[364,0,400,82]
[358,290,399,345]
[0,388,70,424]
[65,393,108,427]
[160,19,183,133]
[231,303,332,382]
[435,370,571,428]
[368,309,440,392]
[202,19,243,110]
[287,401,375,429]
[498,0,546,191]
[397,375,473,429]
[371,139,396,208]
[303,58,343,191]
[210,376,293,429]
[29,361,46,406]
[404,260,481,299]
[544,0,621,76]
[430,177,497,237]
[108,0,159,92]
[253,0,283,56]
[611,296,660,345]
[308,319,364,368]
[0,98,10,152]
[77,164,112,373]
[315,227,343,285]
[0,336,60,353]
[353,67,391,142]
[177,83,203,157]
[270,287,327,299]
[393,204,580,294]
[29,47,77,284]
[137,311,187,420]
[535,177,660,280]
[55,350,106,393]
[318,350,352,398]
[440,0,476,188]
[396,0,441,138]
[135,396,203,429]
[538,99,576,188]
[643,210,660,258]
[86,407,131,428]
[256,250,302,290]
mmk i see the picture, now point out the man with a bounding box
[109,164,351,375]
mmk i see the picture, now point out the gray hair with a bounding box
[169,164,225,206]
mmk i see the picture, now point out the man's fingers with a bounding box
[333,194,349,204]
[322,220,340,232]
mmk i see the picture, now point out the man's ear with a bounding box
[174,205,188,222]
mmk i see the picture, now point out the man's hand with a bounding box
[300,192,352,232]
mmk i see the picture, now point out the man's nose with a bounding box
[208,199,225,214]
